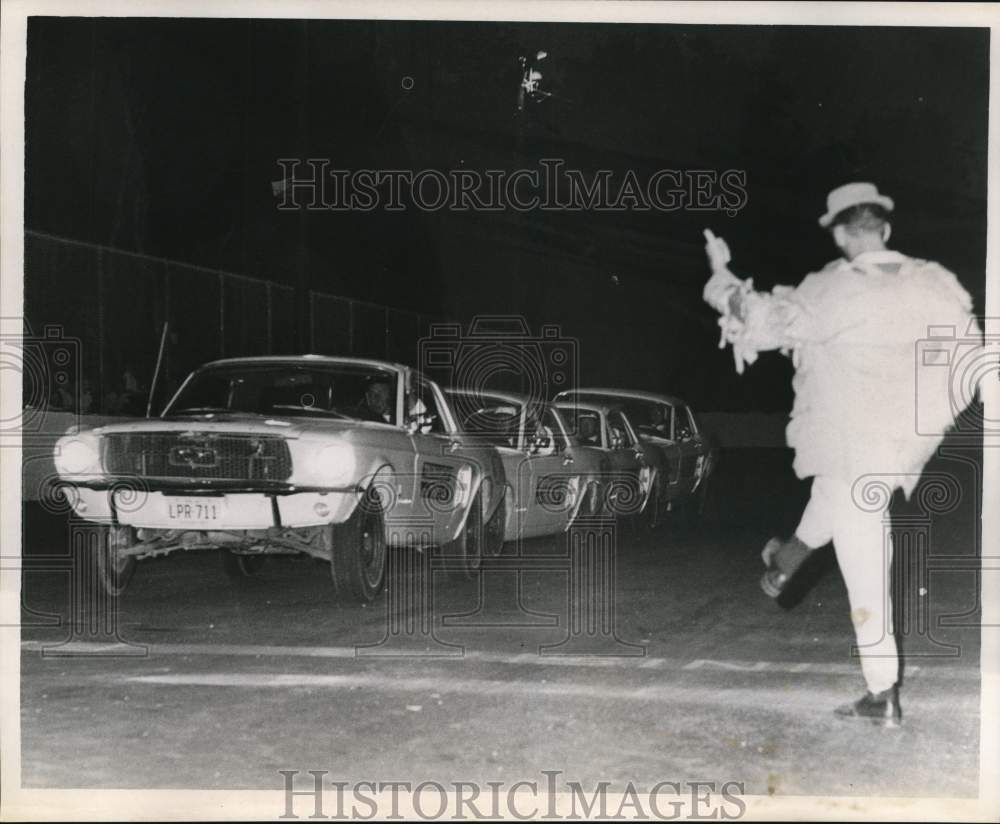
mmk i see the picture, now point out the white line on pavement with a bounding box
[20,639,979,679]
[120,671,980,710]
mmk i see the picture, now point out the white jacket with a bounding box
[714,250,980,496]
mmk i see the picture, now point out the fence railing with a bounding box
[22,231,444,415]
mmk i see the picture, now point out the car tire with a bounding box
[330,487,387,603]
[445,489,484,579]
[483,493,506,557]
[569,486,589,528]
[691,476,713,522]
[571,485,603,527]
[221,550,267,579]
[91,525,137,598]
[594,482,616,521]
[642,480,665,532]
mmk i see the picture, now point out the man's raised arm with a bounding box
[702,229,802,373]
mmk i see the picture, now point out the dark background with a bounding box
[23,18,989,411]
[18,22,987,795]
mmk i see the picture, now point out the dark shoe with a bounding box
[760,535,812,598]
[834,687,902,727]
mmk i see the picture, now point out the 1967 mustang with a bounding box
[553,398,660,524]
[555,388,717,523]
[53,356,507,602]
[445,389,613,541]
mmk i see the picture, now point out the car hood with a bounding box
[84,413,399,440]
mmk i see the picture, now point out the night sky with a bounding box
[24,18,989,411]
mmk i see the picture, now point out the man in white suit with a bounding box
[702,182,980,725]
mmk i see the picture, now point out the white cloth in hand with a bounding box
[702,229,743,313]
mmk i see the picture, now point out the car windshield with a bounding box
[447,392,522,448]
[165,363,399,422]
[621,400,671,437]
[563,394,671,439]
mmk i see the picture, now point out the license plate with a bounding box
[165,497,226,524]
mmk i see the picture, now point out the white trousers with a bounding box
[795,475,898,693]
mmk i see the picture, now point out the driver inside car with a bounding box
[355,380,394,423]
[578,415,599,445]
[648,405,670,436]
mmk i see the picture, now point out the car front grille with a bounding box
[103,432,293,481]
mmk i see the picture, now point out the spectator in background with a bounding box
[79,379,93,414]
[105,366,147,416]
[51,378,75,411]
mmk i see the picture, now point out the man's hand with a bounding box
[703,228,732,272]
[702,228,742,312]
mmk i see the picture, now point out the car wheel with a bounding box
[445,489,484,579]
[593,482,616,521]
[91,525,137,598]
[221,550,267,579]
[483,493,506,557]
[569,486,588,528]
[606,473,643,520]
[330,486,387,603]
[690,477,713,521]
[642,481,665,531]
[571,485,601,527]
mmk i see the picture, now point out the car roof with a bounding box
[555,387,686,407]
[197,355,409,373]
[445,387,538,407]
[554,398,624,415]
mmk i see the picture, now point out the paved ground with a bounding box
[16,448,983,799]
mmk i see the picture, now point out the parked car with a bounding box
[552,398,661,523]
[554,388,717,523]
[445,389,613,541]
[53,356,507,602]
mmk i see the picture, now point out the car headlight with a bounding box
[54,432,102,476]
[303,441,357,487]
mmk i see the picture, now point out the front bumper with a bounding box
[62,478,361,529]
